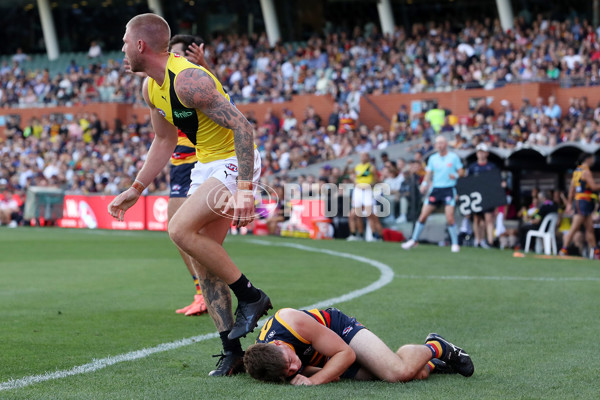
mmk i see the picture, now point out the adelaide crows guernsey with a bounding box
[573,164,593,201]
[148,53,236,163]
[256,308,332,369]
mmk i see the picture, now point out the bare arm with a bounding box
[185,43,212,73]
[567,177,576,205]
[107,78,177,221]
[420,169,433,194]
[136,78,178,186]
[584,170,600,192]
[174,68,254,182]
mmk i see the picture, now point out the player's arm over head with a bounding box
[282,309,356,385]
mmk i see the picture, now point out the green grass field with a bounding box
[1,227,599,399]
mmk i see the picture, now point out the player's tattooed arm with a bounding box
[175,68,254,181]
[198,273,234,331]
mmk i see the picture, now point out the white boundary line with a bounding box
[395,274,600,282]
[0,239,394,392]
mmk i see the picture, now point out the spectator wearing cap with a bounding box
[466,143,499,248]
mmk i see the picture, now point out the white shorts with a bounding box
[188,149,261,196]
[351,185,374,208]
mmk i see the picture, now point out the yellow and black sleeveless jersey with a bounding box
[256,308,331,369]
[354,162,376,185]
[573,164,593,201]
[171,130,197,166]
[148,53,236,163]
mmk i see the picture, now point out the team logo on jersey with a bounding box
[342,326,354,336]
[304,346,314,355]
[225,163,238,172]
[157,108,166,118]
[267,331,275,339]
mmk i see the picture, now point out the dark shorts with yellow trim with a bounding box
[324,307,366,379]
[575,199,594,216]
[425,187,456,207]
[169,162,195,198]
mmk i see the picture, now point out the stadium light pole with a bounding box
[260,0,281,48]
[376,0,395,37]
[495,0,514,32]
[147,0,164,17]
[36,0,59,60]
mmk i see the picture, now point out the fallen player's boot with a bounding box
[429,358,456,374]
[426,333,474,377]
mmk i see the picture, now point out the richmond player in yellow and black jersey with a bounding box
[110,14,271,378]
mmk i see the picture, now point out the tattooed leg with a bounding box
[184,215,235,331]
[195,260,234,332]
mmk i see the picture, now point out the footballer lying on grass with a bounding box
[243,307,474,385]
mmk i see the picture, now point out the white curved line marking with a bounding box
[0,240,393,392]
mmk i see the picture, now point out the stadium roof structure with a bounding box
[10,0,523,60]
[457,143,600,172]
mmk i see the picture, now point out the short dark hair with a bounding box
[244,343,288,383]
[168,34,204,51]
[578,153,594,164]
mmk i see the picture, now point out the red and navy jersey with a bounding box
[255,308,332,368]
[171,129,197,166]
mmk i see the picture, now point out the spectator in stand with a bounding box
[338,102,358,134]
[544,95,562,120]
[88,41,102,58]
[11,48,29,64]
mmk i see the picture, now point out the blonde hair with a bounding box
[126,13,170,53]
[243,343,288,383]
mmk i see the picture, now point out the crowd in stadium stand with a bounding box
[4,14,600,108]
[1,15,600,255]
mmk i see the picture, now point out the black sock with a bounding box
[229,274,260,303]
[220,331,243,355]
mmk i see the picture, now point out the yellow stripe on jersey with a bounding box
[148,53,237,163]
[258,318,273,342]
[274,309,310,344]
[307,309,326,325]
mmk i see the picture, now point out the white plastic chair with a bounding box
[524,213,559,255]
